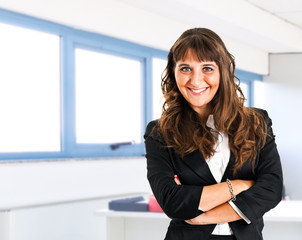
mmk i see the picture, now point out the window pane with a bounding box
[253,80,266,108]
[0,23,61,152]
[75,49,142,144]
[152,58,166,119]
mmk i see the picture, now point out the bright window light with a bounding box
[152,58,166,119]
[75,49,142,144]
[0,23,61,152]
[253,80,266,108]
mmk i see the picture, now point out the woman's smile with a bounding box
[188,87,209,95]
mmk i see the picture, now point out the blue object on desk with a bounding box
[109,196,148,212]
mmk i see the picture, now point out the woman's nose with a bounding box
[190,71,204,86]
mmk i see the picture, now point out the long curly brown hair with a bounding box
[158,28,267,174]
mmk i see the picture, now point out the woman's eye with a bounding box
[180,67,191,72]
[203,67,213,72]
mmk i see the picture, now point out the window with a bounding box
[253,80,266,108]
[75,48,142,144]
[0,8,168,160]
[0,9,261,160]
[236,69,261,107]
[0,22,60,153]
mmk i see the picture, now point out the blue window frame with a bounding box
[235,69,262,107]
[0,8,261,161]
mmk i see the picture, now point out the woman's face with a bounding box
[174,49,220,117]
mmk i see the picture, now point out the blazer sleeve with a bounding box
[232,109,283,223]
[144,120,203,220]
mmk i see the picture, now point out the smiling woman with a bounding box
[144,28,283,240]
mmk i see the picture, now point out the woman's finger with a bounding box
[174,174,182,185]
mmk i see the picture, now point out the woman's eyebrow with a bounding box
[177,63,190,67]
[177,63,217,68]
[176,61,217,67]
[202,63,216,67]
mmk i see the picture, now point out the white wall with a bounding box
[0,158,151,240]
[0,158,150,210]
[254,53,302,200]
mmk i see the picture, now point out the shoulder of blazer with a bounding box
[144,120,158,138]
[250,107,268,117]
[144,120,166,143]
[250,107,271,125]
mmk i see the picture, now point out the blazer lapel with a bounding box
[182,150,217,184]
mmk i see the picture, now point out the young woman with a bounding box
[144,28,283,240]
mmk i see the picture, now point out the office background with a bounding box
[0,0,302,239]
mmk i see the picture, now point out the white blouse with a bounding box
[204,115,250,235]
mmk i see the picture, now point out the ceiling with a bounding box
[1,0,302,55]
[117,0,302,53]
[247,0,302,29]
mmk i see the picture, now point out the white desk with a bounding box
[95,209,169,240]
[263,200,302,222]
[95,200,302,240]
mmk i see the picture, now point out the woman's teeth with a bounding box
[191,87,207,93]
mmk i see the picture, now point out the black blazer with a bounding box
[144,109,283,240]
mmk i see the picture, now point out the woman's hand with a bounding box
[185,202,243,225]
[174,174,181,185]
[174,174,255,214]
[185,214,206,225]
